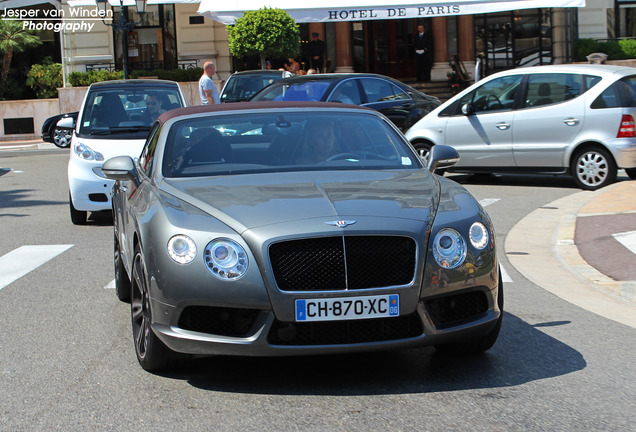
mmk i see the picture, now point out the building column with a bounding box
[430,17,450,82]
[334,22,354,73]
[457,14,476,81]
[552,8,567,64]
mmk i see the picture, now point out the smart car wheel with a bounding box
[69,193,87,225]
[625,168,636,180]
[571,147,617,190]
[435,273,503,354]
[131,244,173,371]
[114,232,131,302]
[52,128,72,148]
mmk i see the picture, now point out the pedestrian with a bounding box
[199,61,220,105]
[285,57,300,74]
[414,23,433,82]
[308,32,326,73]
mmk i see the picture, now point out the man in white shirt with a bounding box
[199,61,220,105]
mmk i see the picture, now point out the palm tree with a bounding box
[0,19,42,98]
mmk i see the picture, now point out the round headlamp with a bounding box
[167,234,197,264]
[204,238,248,280]
[469,222,489,250]
[432,228,467,269]
[74,142,104,161]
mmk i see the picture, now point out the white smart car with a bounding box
[67,79,187,224]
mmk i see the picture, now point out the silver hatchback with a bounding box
[405,64,636,190]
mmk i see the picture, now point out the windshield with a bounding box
[78,86,184,138]
[162,111,420,178]
[251,81,332,102]
[221,73,286,102]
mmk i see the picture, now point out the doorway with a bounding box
[365,20,419,80]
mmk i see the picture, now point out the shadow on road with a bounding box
[162,312,585,395]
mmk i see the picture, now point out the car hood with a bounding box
[161,170,439,234]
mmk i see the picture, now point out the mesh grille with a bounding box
[425,291,489,328]
[178,306,260,337]
[269,236,416,291]
[268,313,423,345]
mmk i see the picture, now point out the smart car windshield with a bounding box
[78,86,184,138]
[162,111,421,178]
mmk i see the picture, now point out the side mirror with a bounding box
[56,116,76,129]
[461,103,474,115]
[428,145,460,172]
[102,156,139,184]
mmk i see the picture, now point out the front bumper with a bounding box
[68,160,114,212]
[149,285,501,356]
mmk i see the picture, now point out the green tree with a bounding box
[0,19,42,98]
[27,56,63,98]
[227,8,300,70]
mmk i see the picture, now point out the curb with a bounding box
[505,181,636,329]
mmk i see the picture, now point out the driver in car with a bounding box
[146,93,166,122]
[296,121,339,164]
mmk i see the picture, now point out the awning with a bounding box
[198,0,585,24]
[66,0,198,7]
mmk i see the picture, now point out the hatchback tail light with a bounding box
[617,115,636,138]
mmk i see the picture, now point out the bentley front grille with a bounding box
[269,236,416,291]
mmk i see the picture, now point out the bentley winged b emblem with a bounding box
[325,220,357,228]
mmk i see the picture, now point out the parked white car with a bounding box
[405,64,636,190]
[67,79,187,224]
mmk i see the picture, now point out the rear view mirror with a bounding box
[461,103,474,115]
[57,116,76,129]
[102,156,139,185]
[428,145,460,172]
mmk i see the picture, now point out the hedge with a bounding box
[574,38,636,61]
[67,67,203,87]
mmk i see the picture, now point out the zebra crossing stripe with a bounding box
[0,245,73,291]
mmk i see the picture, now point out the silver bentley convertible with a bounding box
[102,102,503,371]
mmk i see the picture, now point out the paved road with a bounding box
[1,150,635,431]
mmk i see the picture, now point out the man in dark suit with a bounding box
[308,32,326,72]
[414,23,433,82]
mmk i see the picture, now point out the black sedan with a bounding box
[41,112,78,148]
[250,73,440,132]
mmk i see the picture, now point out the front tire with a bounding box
[571,147,617,190]
[131,244,174,371]
[625,167,636,180]
[412,141,433,165]
[114,233,131,302]
[69,193,87,225]
[52,128,72,148]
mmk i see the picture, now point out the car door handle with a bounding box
[495,122,510,130]
[563,118,579,126]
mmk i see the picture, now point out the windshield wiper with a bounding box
[89,126,151,135]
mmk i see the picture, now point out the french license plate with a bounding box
[295,294,399,322]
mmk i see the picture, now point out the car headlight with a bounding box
[74,142,104,161]
[432,228,467,269]
[167,235,197,264]
[204,238,248,280]
[469,222,489,250]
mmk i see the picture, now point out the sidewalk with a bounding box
[506,180,636,329]
[0,139,58,151]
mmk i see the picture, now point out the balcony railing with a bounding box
[85,59,199,72]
